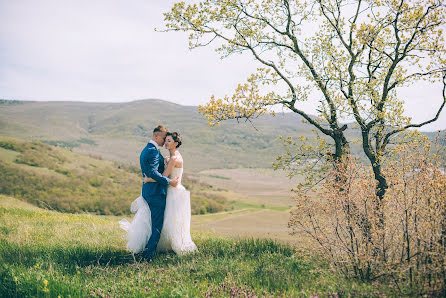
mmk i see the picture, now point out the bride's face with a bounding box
[164,136,178,150]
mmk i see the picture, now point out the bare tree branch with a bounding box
[381,71,446,150]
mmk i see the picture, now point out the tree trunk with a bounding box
[333,130,375,272]
[332,131,350,163]
[363,140,388,261]
[372,162,388,202]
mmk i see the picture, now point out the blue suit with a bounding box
[140,142,170,259]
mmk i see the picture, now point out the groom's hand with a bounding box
[169,176,179,187]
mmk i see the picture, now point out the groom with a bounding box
[140,125,179,260]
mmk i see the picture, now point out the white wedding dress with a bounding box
[119,167,197,256]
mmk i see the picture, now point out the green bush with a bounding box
[191,193,230,215]
[0,140,25,152]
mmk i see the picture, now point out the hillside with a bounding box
[0,99,325,171]
[0,136,230,215]
[2,99,442,172]
[0,195,395,296]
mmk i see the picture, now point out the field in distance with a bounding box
[190,168,301,244]
[196,168,297,208]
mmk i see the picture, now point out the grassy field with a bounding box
[0,133,312,257]
[188,168,300,244]
[0,134,301,245]
[196,168,298,208]
[192,209,297,246]
[0,195,395,297]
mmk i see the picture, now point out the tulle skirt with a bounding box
[119,185,197,255]
[157,185,197,255]
[119,196,151,254]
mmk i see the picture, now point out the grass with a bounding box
[196,168,297,209]
[191,208,259,226]
[203,174,232,180]
[230,201,289,211]
[0,195,391,297]
[42,138,97,149]
[0,147,20,163]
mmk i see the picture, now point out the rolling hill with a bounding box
[0,99,443,172]
[0,99,321,171]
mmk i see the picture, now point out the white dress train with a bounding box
[119,167,197,255]
[119,196,151,254]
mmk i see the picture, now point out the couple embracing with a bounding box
[120,125,197,260]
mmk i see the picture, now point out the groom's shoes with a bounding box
[135,255,149,263]
[141,250,155,263]
[132,254,149,264]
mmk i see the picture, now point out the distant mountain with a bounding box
[0,99,442,171]
[0,99,317,171]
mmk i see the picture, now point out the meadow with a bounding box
[0,195,393,297]
[192,168,299,244]
[196,168,297,208]
[0,135,301,246]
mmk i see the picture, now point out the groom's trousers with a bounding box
[143,195,166,259]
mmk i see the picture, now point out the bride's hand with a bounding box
[164,157,170,165]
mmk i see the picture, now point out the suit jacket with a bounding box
[140,142,170,201]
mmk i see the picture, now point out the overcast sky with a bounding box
[1,0,444,131]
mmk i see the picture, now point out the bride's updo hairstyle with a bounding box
[167,132,182,148]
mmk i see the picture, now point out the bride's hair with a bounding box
[166,132,182,148]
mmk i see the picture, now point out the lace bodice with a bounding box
[170,167,183,185]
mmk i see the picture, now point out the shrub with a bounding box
[0,140,25,152]
[289,134,446,295]
[191,193,229,215]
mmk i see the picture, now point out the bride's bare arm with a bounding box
[143,157,177,183]
[162,157,177,177]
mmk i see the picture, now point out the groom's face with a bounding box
[154,131,167,146]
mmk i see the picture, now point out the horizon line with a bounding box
[1,98,444,132]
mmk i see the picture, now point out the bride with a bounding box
[119,131,197,256]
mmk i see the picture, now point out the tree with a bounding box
[163,0,446,200]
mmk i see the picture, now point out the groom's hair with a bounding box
[153,125,168,135]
